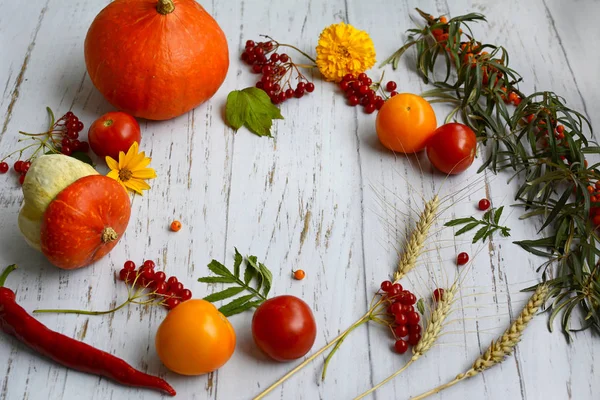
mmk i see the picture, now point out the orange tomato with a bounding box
[155,299,236,375]
[376,93,437,153]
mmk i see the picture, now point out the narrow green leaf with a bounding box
[259,262,273,297]
[197,276,236,284]
[203,287,245,303]
[494,206,504,224]
[218,294,256,316]
[538,188,571,232]
[243,266,255,285]
[472,226,489,243]
[416,298,425,315]
[233,248,243,278]
[207,260,233,277]
[444,217,476,227]
[455,221,480,236]
[221,300,264,317]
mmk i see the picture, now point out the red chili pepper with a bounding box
[0,265,175,396]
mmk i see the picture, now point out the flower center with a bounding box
[119,168,133,182]
[337,46,351,58]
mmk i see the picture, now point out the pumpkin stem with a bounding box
[157,0,175,14]
[102,227,118,243]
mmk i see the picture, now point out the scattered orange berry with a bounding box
[556,132,565,140]
[293,270,306,280]
[556,125,565,134]
[170,220,182,232]
[593,215,600,226]
[439,16,448,24]
[591,195,597,203]
[587,185,594,194]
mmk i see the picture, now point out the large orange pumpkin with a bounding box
[40,175,131,270]
[84,0,229,120]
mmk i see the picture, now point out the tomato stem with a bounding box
[156,0,175,15]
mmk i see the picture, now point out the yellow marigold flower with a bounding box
[106,142,156,195]
[316,22,376,82]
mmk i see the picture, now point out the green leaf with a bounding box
[416,298,425,315]
[197,276,236,284]
[494,206,504,224]
[233,248,243,278]
[70,152,93,166]
[218,294,257,316]
[206,260,233,277]
[203,287,245,303]
[259,262,273,297]
[455,222,480,236]
[221,300,264,317]
[243,265,255,285]
[472,226,488,243]
[444,217,475,227]
[538,188,571,232]
[224,87,284,138]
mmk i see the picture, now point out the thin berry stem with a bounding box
[34,298,131,316]
[321,315,370,380]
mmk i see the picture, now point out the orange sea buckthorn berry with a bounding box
[593,215,600,226]
[557,132,565,140]
[587,185,594,194]
[595,181,600,190]
[526,114,535,123]
[293,270,306,280]
[508,92,518,102]
[591,195,598,203]
[440,16,448,24]
[556,125,565,134]
[584,160,589,168]
[439,33,449,42]
[513,97,522,106]
[170,220,182,232]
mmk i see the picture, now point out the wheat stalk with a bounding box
[411,284,549,400]
[394,195,439,282]
[354,281,457,400]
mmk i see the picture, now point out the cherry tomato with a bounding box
[426,122,477,174]
[88,111,141,160]
[252,295,317,361]
[155,299,236,375]
[376,93,437,153]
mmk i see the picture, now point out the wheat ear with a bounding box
[354,282,457,400]
[394,195,439,282]
[411,284,549,400]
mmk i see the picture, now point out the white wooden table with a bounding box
[1,0,599,399]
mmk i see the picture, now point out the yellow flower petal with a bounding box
[132,168,157,179]
[130,157,152,171]
[106,156,119,171]
[124,178,150,195]
[106,169,121,182]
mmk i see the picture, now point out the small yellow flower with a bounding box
[106,142,156,195]
[316,22,376,82]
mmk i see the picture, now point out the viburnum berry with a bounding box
[123,260,136,271]
[167,276,179,286]
[394,339,409,354]
[349,95,359,106]
[433,288,444,302]
[306,82,315,93]
[478,198,491,210]
[407,332,422,346]
[381,280,393,292]
[14,160,24,173]
[179,289,192,301]
[390,303,403,314]
[390,91,398,97]
[457,252,469,265]
[357,73,368,81]
[143,260,156,270]
[395,313,408,325]
[18,174,26,185]
[342,73,354,82]
[386,81,397,91]
[154,271,166,283]
[364,103,376,114]
[165,297,181,310]
[407,311,420,325]
[409,324,421,335]
[394,325,409,338]
[0,162,8,174]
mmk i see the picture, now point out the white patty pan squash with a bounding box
[18,154,98,250]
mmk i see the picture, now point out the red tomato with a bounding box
[426,123,477,174]
[88,111,141,160]
[252,295,317,361]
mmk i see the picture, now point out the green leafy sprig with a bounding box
[445,206,511,243]
[198,248,273,316]
[385,8,600,337]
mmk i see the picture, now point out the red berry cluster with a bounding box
[1,111,90,185]
[119,260,192,310]
[55,111,89,156]
[242,39,315,104]
[380,280,422,354]
[339,73,398,114]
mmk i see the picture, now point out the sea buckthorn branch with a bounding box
[384,8,600,337]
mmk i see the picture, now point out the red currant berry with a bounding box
[306,82,315,93]
[364,77,373,86]
[165,297,181,310]
[76,121,84,132]
[18,174,26,185]
[408,332,422,346]
[170,282,184,293]
[406,293,417,305]
[340,81,350,91]
[154,282,167,295]
[252,64,262,73]
[457,252,469,265]
[118,268,129,281]
[358,85,369,95]
[364,103,376,114]
[279,53,289,62]
[273,83,281,92]
[61,145,72,156]
[390,91,398,97]
[277,92,287,103]
[342,73,354,82]
[256,81,264,89]
[153,271,166,283]
[123,260,136,271]
[294,88,304,98]
[394,325,409,338]
[142,268,155,281]
[433,288,445,302]
[360,96,370,106]
[296,82,306,91]
[167,276,179,286]
[348,95,360,106]
[14,160,24,173]
[285,88,294,98]
[403,305,414,313]
[165,290,177,299]
[0,162,8,174]
[386,81,398,91]
[392,283,403,292]
[409,324,421,335]
[390,303,403,315]
[380,280,392,292]
[407,311,420,325]
[394,339,409,354]
[478,198,491,211]
[67,131,79,140]
[395,313,407,325]
[21,161,31,174]
[264,81,274,91]
[389,286,401,297]
[246,53,256,64]
[64,111,74,119]
[245,40,255,48]
[357,73,368,82]
[262,65,273,75]
[61,138,72,148]
[71,139,81,150]
[179,289,192,301]
[270,53,280,62]
[375,99,385,110]
[253,47,264,56]
[366,89,376,101]
[241,51,249,62]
